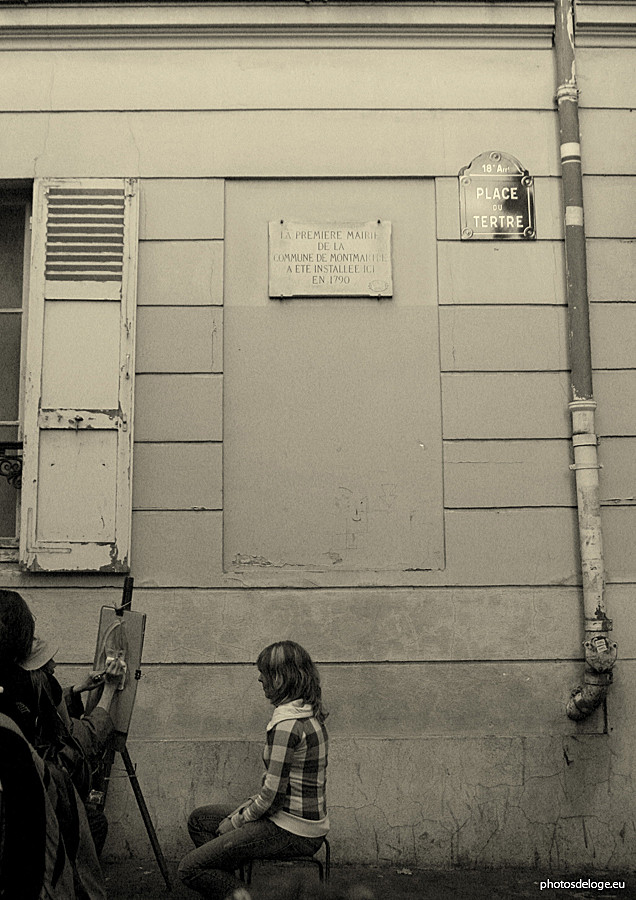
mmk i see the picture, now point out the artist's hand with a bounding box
[72,671,106,694]
[216,817,235,836]
[95,658,126,713]
[103,657,125,686]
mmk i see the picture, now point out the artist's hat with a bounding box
[20,635,58,671]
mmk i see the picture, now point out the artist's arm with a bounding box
[63,672,101,718]
[64,658,125,757]
[94,658,125,713]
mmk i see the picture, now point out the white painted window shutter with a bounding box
[20,178,139,572]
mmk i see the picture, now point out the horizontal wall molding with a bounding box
[576,2,636,47]
[0,4,554,50]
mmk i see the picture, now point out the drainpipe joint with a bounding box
[569,398,596,432]
[567,634,617,721]
[556,83,579,104]
[582,632,617,673]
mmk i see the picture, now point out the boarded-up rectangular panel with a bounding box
[137,241,223,306]
[587,240,636,301]
[135,307,221,373]
[442,373,572,439]
[444,440,575,508]
[590,303,636,368]
[437,177,563,240]
[224,179,443,574]
[36,430,118,541]
[132,443,222,510]
[134,375,222,442]
[439,307,568,371]
[140,179,224,240]
[131,510,222,587]
[41,301,120,407]
[438,240,565,305]
[583,177,636,237]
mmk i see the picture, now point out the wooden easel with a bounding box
[88,577,172,891]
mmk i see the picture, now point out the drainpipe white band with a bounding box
[561,142,581,160]
[565,205,584,226]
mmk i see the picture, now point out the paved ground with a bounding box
[102,859,636,900]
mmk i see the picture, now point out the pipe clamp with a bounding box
[583,634,618,673]
[569,463,603,471]
[585,617,612,632]
[569,400,597,413]
[556,83,579,103]
[572,433,597,447]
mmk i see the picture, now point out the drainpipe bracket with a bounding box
[585,617,612,632]
[569,463,602,471]
[556,83,579,104]
[571,433,597,448]
[569,399,597,413]
[578,671,613,689]
[582,635,618,674]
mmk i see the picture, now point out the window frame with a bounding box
[0,189,32,559]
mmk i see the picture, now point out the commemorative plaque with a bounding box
[459,151,535,240]
[269,220,393,298]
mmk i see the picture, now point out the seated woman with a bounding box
[179,640,329,900]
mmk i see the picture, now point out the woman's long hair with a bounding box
[0,591,38,741]
[0,590,35,664]
[257,641,328,723]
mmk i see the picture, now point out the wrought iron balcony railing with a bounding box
[0,442,23,490]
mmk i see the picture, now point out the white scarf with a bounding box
[267,699,313,731]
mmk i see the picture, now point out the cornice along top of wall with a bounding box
[575,0,636,46]
[0,3,557,50]
[0,2,632,48]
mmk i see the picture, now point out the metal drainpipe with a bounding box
[554,0,617,720]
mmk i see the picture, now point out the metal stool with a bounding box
[241,837,330,886]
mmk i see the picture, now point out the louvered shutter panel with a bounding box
[20,178,138,572]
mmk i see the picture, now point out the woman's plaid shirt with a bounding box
[235,715,328,832]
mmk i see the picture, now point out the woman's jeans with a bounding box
[178,803,325,899]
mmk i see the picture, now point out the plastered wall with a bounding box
[0,1,635,870]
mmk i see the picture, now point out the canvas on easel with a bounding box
[84,604,146,749]
[85,579,171,891]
